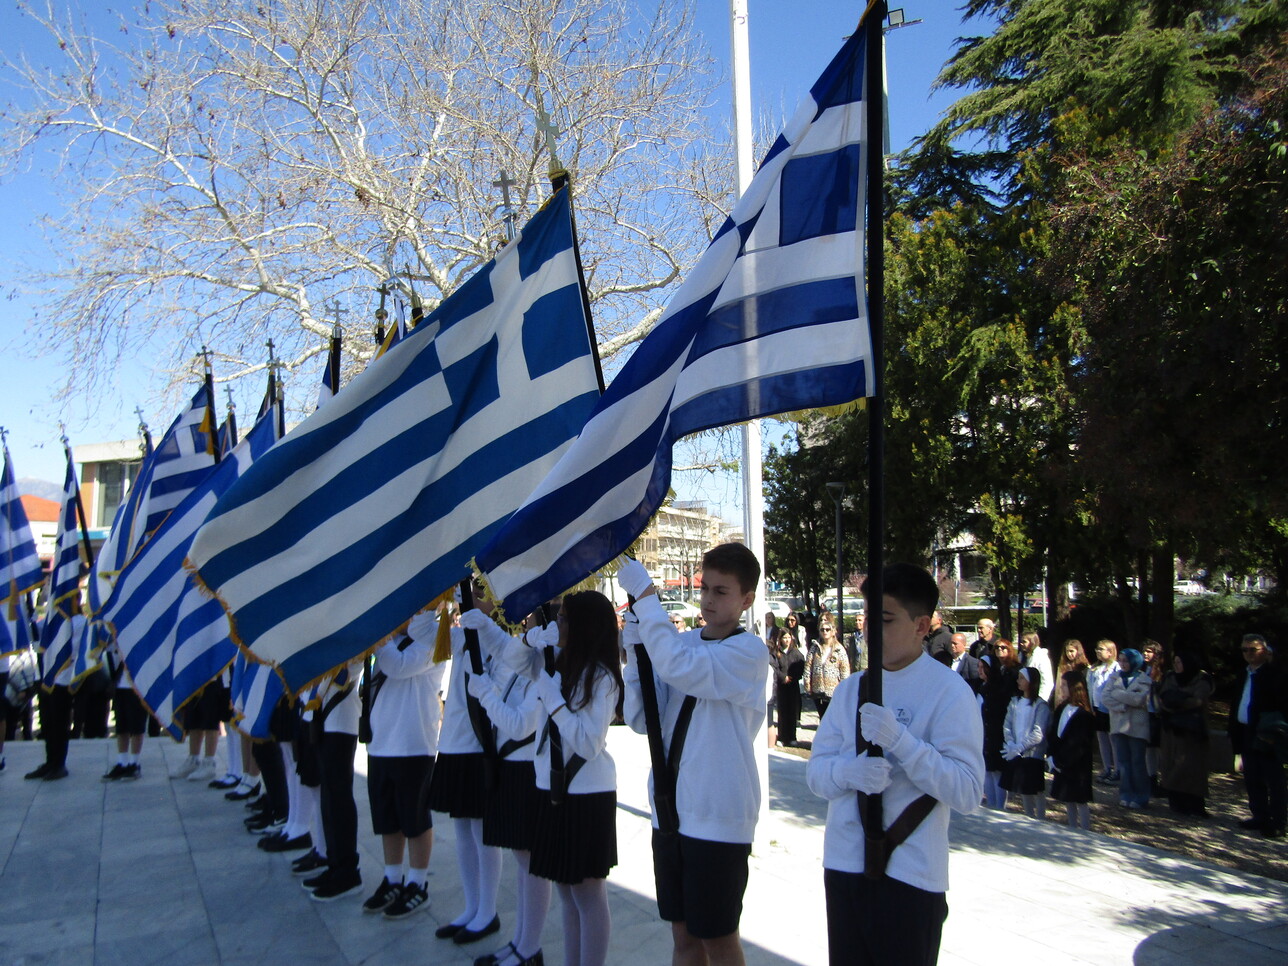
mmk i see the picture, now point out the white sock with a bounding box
[226,731,242,776]
[406,866,428,888]
[127,752,140,766]
[117,753,130,767]
[301,783,323,847]
[514,851,550,960]
[452,817,481,926]
[384,864,403,885]
[466,821,502,930]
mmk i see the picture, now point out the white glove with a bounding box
[466,673,495,701]
[535,670,564,711]
[406,610,437,642]
[616,558,653,598]
[833,755,892,794]
[459,608,492,631]
[1002,743,1020,761]
[537,623,561,648]
[859,703,910,754]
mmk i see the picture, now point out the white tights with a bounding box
[555,877,610,966]
[451,817,503,931]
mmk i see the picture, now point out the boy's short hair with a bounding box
[860,563,938,618]
[701,542,761,595]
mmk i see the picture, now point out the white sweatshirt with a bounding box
[368,631,448,758]
[475,663,542,764]
[438,620,493,755]
[319,661,362,737]
[806,652,984,892]
[623,594,769,844]
[533,667,619,795]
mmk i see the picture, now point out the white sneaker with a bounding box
[171,755,200,779]
[187,758,218,782]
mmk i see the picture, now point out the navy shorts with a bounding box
[368,754,435,838]
[652,831,751,940]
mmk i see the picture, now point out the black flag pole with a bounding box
[58,426,95,571]
[859,0,888,867]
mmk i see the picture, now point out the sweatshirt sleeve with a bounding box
[478,675,543,741]
[634,595,766,710]
[375,637,434,679]
[886,686,984,815]
[549,671,619,762]
[622,641,673,736]
[805,676,859,801]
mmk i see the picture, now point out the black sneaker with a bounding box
[259,831,311,853]
[383,882,429,919]
[302,870,331,891]
[246,795,274,814]
[291,849,328,876]
[101,763,129,782]
[42,766,69,781]
[309,869,363,902]
[362,877,402,914]
[122,763,141,781]
[24,763,51,781]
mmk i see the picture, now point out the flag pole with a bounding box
[58,428,95,570]
[860,0,888,861]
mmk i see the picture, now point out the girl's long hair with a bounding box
[557,591,625,717]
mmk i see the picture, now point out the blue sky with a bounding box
[0,1,976,492]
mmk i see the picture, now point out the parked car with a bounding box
[765,600,794,621]
[660,599,702,623]
[821,595,865,617]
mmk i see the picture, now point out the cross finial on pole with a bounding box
[266,337,276,366]
[198,344,213,374]
[327,299,348,337]
[531,74,566,180]
[493,169,519,242]
[224,385,236,414]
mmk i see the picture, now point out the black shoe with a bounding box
[1264,826,1286,840]
[42,766,69,781]
[227,782,261,801]
[1239,817,1265,830]
[245,814,283,834]
[436,923,464,939]
[122,763,141,781]
[24,763,51,780]
[209,773,241,789]
[246,795,274,814]
[362,877,403,914]
[384,882,430,919]
[310,869,363,902]
[101,763,129,782]
[259,831,311,853]
[291,849,328,876]
[453,915,501,944]
[475,943,517,966]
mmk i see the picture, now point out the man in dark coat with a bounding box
[924,610,953,666]
[1229,634,1288,839]
[949,633,983,694]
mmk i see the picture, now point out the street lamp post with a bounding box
[826,482,853,667]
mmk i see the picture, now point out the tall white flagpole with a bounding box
[729,0,772,848]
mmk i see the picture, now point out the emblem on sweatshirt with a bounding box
[895,708,912,726]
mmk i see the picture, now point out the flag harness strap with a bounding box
[637,623,744,837]
[358,634,412,744]
[496,673,536,760]
[853,673,937,879]
[542,644,583,805]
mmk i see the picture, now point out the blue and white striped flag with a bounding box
[477,29,875,621]
[190,187,600,692]
[1,445,43,634]
[44,452,87,686]
[101,408,280,733]
[228,653,285,739]
[91,384,219,614]
[317,327,342,409]
[1,594,32,659]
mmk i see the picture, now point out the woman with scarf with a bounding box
[1102,648,1154,809]
[1157,652,1214,817]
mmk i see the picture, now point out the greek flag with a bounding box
[477,29,875,621]
[229,654,285,739]
[102,408,280,733]
[91,384,219,614]
[1,445,43,629]
[317,327,341,409]
[44,453,86,686]
[190,186,600,691]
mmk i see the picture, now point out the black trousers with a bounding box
[1243,745,1287,830]
[252,739,289,821]
[777,685,801,745]
[39,686,73,768]
[316,732,359,872]
[824,869,947,966]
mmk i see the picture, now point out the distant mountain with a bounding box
[17,478,63,502]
